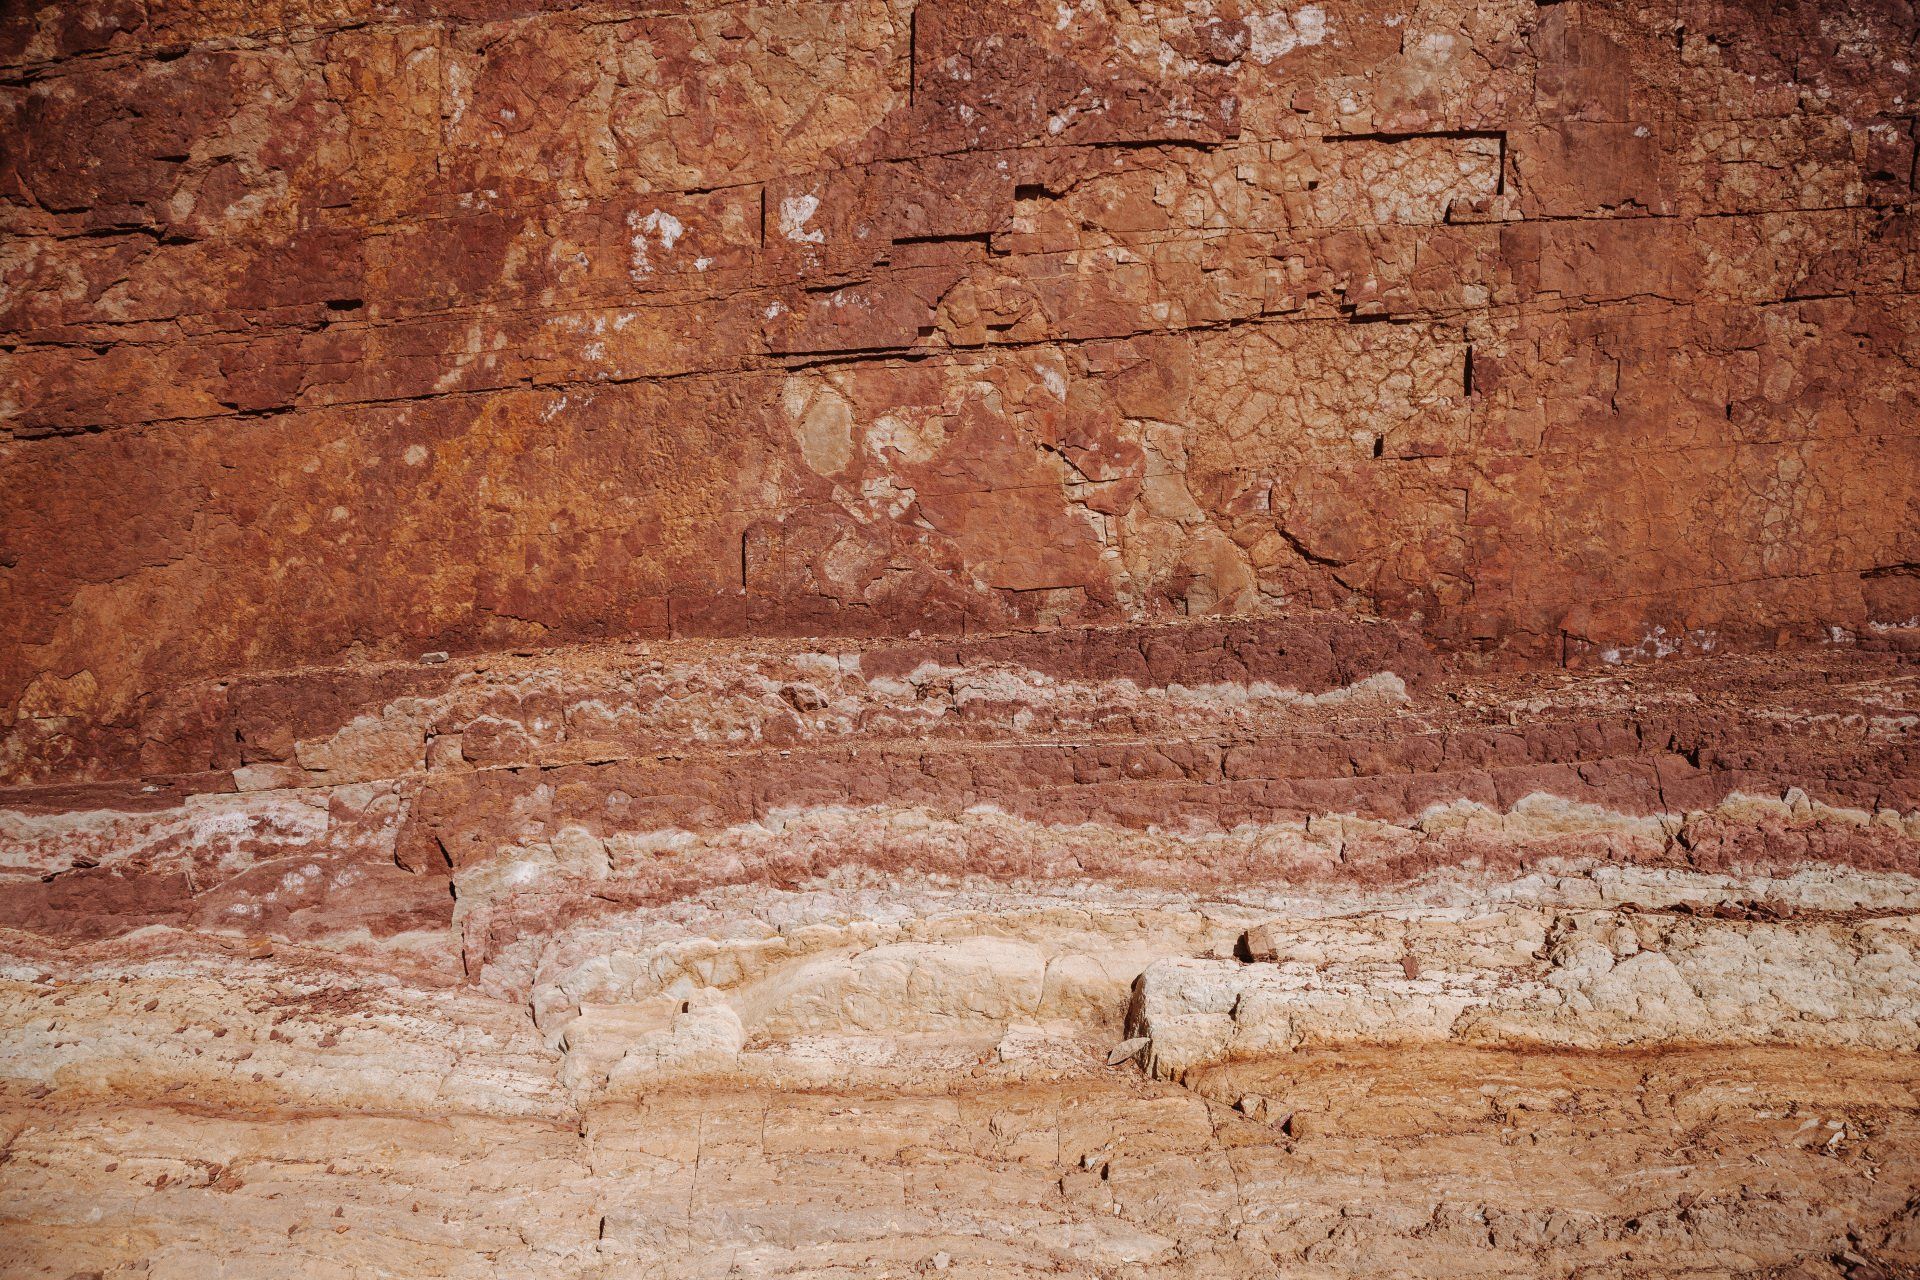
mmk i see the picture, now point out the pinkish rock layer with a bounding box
[3,617,1919,1274]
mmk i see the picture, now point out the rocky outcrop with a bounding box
[5,618,1919,1274]
[4,0,1919,727]
[3,0,1919,1275]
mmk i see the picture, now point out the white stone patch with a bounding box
[1139,670,1409,711]
[860,475,918,520]
[444,61,471,128]
[1598,625,1718,665]
[866,412,947,465]
[1411,30,1456,61]
[275,863,324,896]
[626,209,685,279]
[1247,5,1328,63]
[1129,901,1920,1079]
[1036,363,1069,402]
[1055,0,1095,29]
[779,194,825,244]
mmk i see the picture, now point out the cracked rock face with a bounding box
[3,0,1919,1277]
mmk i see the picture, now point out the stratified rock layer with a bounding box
[3,0,1919,1276]
[4,616,1919,1275]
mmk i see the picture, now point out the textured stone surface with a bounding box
[3,0,1920,1275]
[5,0,1919,728]
[4,621,1919,1275]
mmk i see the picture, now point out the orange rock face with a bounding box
[5,0,1917,733]
[3,2,1920,1276]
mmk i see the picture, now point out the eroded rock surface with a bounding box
[3,0,1919,1276]
[5,0,1920,736]
[4,620,1919,1276]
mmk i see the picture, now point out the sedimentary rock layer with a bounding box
[4,0,1919,1275]
[4,615,1919,1274]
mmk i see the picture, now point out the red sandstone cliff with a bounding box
[2,1,1919,1276]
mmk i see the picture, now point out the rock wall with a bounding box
[5,0,1919,731]
[3,1,1920,1277]
[6,627,1920,1276]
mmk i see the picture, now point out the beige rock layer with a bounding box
[1,628,1916,1274]
[7,867,1920,1277]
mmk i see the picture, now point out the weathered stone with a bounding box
[3,0,1919,1273]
